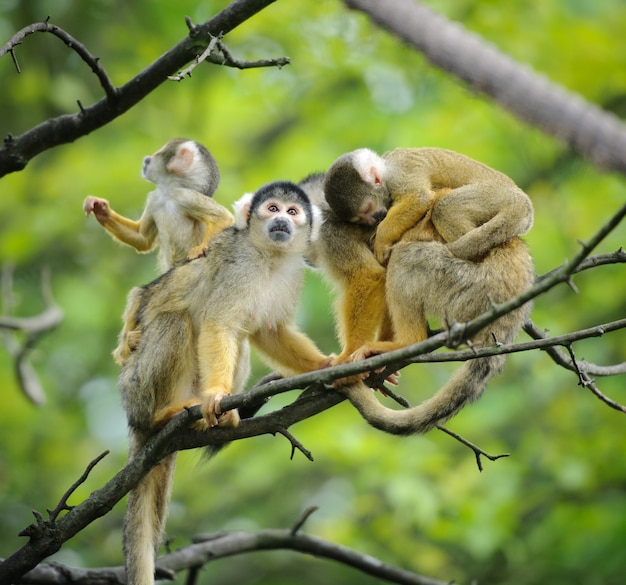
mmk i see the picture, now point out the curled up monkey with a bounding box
[118,181,329,585]
[304,146,535,435]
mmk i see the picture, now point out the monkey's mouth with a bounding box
[269,224,292,242]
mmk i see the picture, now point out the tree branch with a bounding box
[14,515,450,585]
[0,0,280,177]
[1,18,116,98]
[345,0,626,176]
[1,265,63,405]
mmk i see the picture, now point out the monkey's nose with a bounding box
[372,209,387,225]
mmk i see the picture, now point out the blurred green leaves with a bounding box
[1,1,625,583]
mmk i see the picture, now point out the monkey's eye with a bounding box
[267,204,279,213]
[287,207,298,216]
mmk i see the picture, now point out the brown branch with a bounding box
[523,319,626,377]
[1,265,64,405]
[436,425,510,472]
[19,451,110,539]
[345,0,626,176]
[565,345,626,414]
[14,516,449,585]
[168,35,290,80]
[0,18,116,98]
[0,0,280,177]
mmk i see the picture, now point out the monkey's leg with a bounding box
[197,324,241,428]
[432,185,533,260]
[334,268,387,365]
[187,214,234,260]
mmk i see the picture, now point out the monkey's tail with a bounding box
[123,453,177,585]
[343,355,505,436]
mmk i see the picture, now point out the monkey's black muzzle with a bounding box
[268,218,293,242]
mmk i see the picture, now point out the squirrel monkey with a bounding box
[83,138,233,273]
[118,181,329,585]
[84,138,234,363]
[309,147,534,434]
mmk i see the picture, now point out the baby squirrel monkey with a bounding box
[84,138,234,363]
[83,138,233,273]
[312,147,534,434]
[118,181,329,585]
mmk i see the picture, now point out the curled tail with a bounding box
[343,354,504,436]
[123,452,176,585]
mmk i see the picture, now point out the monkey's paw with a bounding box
[328,353,368,388]
[202,391,240,428]
[187,245,208,261]
[153,398,202,430]
[373,242,392,266]
[83,196,111,222]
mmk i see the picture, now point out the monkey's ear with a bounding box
[167,143,195,175]
[233,192,254,228]
[309,204,324,242]
[352,148,385,187]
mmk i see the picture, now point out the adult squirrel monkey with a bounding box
[83,138,233,273]
[307,147,534,434]
[118,181,329,585]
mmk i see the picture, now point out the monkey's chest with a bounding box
[243,265,301,332]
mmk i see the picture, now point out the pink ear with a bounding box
[166,146,194,175]
[370,166,383,186]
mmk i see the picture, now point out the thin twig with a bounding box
[291,506,319,536]
[275,428,314,461]
[436,425,510,472]
[565,345,626,414]
[19,451,110,538]
[1,20,117,99]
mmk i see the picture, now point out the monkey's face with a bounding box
[350,196,388,226]
[258,199,307,243]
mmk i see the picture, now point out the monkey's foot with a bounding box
[153,398,202,430]
[328,353,368,388]
[187,245,208,260]
[202,391,240,428]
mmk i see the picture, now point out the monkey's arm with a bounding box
[373,190,432,264]
[170,188,235,259]
[83,195,157,252]
[250,324,329,377]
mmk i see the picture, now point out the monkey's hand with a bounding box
[187,244,208,261]
[202,391,241,428]
[373,238,393,265]
[83,196,111,224]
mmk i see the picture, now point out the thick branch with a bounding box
[15,523,448,585]
[0,0,279,177]
[345,0,626,175]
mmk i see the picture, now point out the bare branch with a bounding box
[523,320,626,377]
[565,345,626,414]
[1,265,63,405]
[19,451,110,539]
[168,35,290,80]
[436,425,510,472]
[14,518,449,585]
[0,19,116,99]
[345,0,626,176]
[0,0,280,177]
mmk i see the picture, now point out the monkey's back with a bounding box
[383,147,519,192]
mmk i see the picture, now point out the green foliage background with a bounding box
[1,1,625,583]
